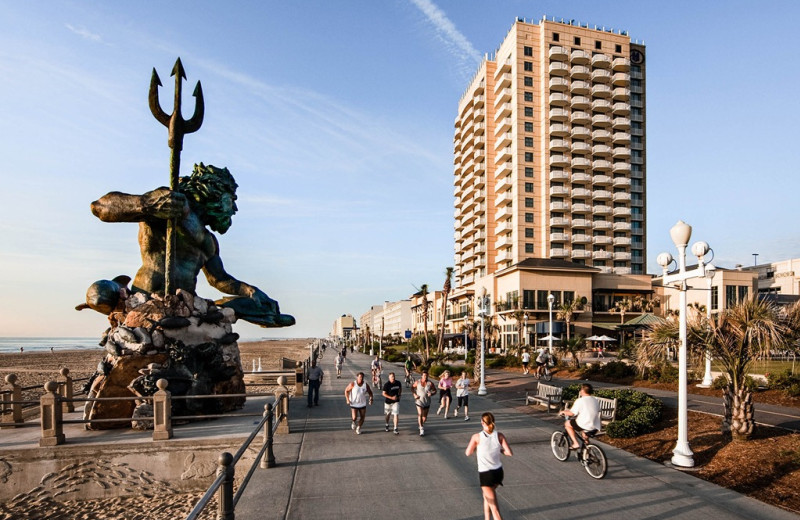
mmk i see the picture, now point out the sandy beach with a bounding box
[0,338,314,520]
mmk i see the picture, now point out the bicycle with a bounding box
[550,414,607,479]
[534,363,553,381]
[372,370,383,389]
[404,371,415,388]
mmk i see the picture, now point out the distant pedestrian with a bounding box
[465,412,513,520]
[345,372,373,435]
[341,347,347,360]
[436,370,453,418]
[521,349,531,374]
[335,351,344,378]
[413,371,436,436]
[382,372,402,434]
[454,370,471,421]
[307,360,323,407]
[19,347,23,353]
[50,347,55,354]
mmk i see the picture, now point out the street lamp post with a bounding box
[547,293,555,354]
[656,220,714,468]
[698,266,717,388]
[478,287,489,396]
[523,313,528,349]
[464,311,469,363]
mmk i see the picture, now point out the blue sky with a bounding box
[1,1,799,340]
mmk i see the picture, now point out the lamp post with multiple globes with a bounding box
[547,293,555,354]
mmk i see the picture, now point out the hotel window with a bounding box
[632,122,643,131]
[524,91,533,102]
[632,108,643,118]
[632,65,641,74]
[574,37,581,45]
[524,61,533,71]
[595,41,602,50]
[525,167,533,177]
[525,228,534,238]
[523,290,535,309]
[525,243,534,253]
[537,291,550,310]
[525,122,533,132]
[632,150,643,160]
[524,46,533,56]
[524,182,533,192]
[524,152,534,162]
[552,33,560,42]
[738,286,749,302]
[615,44,622,53]
[524,137,533,147]
[525,213,534,223]
[726,286,737,307]
[632,136,643,146]
[632,221,642,230]
[524,76,533,86]
[631,79,642,88]
[524,107,533,117]
[525,198,534,208]
[711,286,719,310]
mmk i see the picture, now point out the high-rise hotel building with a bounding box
[452,17,646,290]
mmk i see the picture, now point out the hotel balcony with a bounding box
[550,216,570,226]
[572,157,591,169]
[613,236,631,246]
[473,148,485,161]
[592,159,612,172]
[496,87,511,104]
[550,200,570,211]
[495,220,512,234]
[570,80,591,95]
[572,218,592,228]
[495,235,513,250]
[474,174,486,188]
[593,190,613,201]
[550,123,569,136]
[612,72,628,87]
[592,53,611,68]
[571,172,591,184]
[495,57,512,75]
[571,202,591,213]
[549,138,569,152]
[495,117,512,134]
[495,102,512,119]
[612,103,630,117]
[614,267,632,275]
[549,61,570,76]
[549,108,569,121]
[593,221,612,231]
[496,250,513,262]
[612,57,630,71]
[572,233,591,244]
[592,174,612,186]
[549,185,570,196]
[549,154,569,167]
[495,206,513,220]
[550,248,570,258]
[494,72,511,91]
[613,222,632,231]
[474,121,486,135]
[570,111,590,124]
[591,69,612,83]
[549,77,569,91]
[570,49,590,64]
[571,95,590,110]
[549,45,568,61]
[474,94,485,107]
[571,126,591,139]
[613,117,631,130]
[550,232,570,242]
[496,146,512,162]
[496,131,513,148]
[474,202,486,215]
[495,161,512,179]
[593,206,612,217]
[475,216,486,229]
[571,64,590,79]
[612,88,631,101]
[495,175,512,192]
[592,144,612,156]
[614,252,632,261]
[612,146,631,159]
[572,142,591,155]
[612,177,631,188]
[612,162,631,173]
[591,84,612,98]
[613,192,631,202]
[592,129,612,142]
[571,250,592,259]
[592,99,612,112]
[549,92,569,106]
[550,170,570,182]
[612,132,631,144]
[593,251,613,260]
[495,191,513,207]
[613,207,632,218]
[571,188,592,198]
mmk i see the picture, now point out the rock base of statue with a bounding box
[84,289,246,430]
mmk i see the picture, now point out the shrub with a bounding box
[486,355,521,369]
[384,351,404,363]
[766,369,800,397]
[711,374,759,392]
[646,362,679,384]
[428,364,454,378]
[561,384,663,439]
[579,360,635,381]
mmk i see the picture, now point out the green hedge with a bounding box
[766,369,800,397]
[579,360,635,381]
[486,355,521,368]
[561,384,663,438]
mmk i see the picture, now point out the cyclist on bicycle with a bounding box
[559,383,602,449]
[404,356,416,386]
[535,348,551,378]
[371,355,383,385]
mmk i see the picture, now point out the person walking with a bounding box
[344,372,373,435]
[521,349,531,375]
[307,360,323,407]
[381,372,402,434]
[454,370,471,421]
[412,370,436,436]
[465,412,513,520]
[436,370,454,418]
[334,350,344,378]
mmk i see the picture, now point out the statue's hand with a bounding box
[142,188,188,219]
[250,288,277,312]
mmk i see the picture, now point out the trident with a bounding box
[148,57,204,295]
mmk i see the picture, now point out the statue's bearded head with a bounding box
[179,163,239,233]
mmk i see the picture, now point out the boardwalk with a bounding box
[235,350,797,520]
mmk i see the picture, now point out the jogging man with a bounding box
[344,372,373,435]
[454,370,471,421]
[382,372,402,434]
[412,371,437,436]
[335,350,344,378]
[521,349,531,375]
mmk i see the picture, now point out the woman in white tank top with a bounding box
[465,412,513,520]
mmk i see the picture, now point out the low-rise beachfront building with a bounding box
[652,266,757,318]
[410,290,445,337]
[331,314,357,339]
[382,299,413,339]
[743,258,800,299]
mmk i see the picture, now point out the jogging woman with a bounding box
[465,412,513,520]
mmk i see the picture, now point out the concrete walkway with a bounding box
[235,351,798,520]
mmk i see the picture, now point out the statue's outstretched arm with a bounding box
[91,188,188,222]
[203,254,270,305]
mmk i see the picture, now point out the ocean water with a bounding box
[0,337,102,353]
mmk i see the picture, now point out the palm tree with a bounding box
[610,297,634,324]
[558,334,586,368]
[436,267,454,354]
[420,284,431,362]
[556,295,587,341]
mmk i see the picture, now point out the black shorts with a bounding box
[479,467,504,488]
[522,362,529,367]
[536,361,545,367]
[439,388,452,400]
[457,395,469,408]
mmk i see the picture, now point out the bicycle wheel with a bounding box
[551,431,570,461]
[583,445,607,479]
[544,368,553,381]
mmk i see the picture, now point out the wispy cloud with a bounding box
[65,24,103,43]
[408,0,482,79]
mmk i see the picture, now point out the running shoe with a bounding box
[356,426,361,435]
[385,424,390,432]
[419,427,425,436]
[394,429,399,435]
[436,408,441,415]
[351,421,356,430]
[464,416,470,421]
[454,409,458,417]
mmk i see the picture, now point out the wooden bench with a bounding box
[525,383,563,413]
[243,371,294,386]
